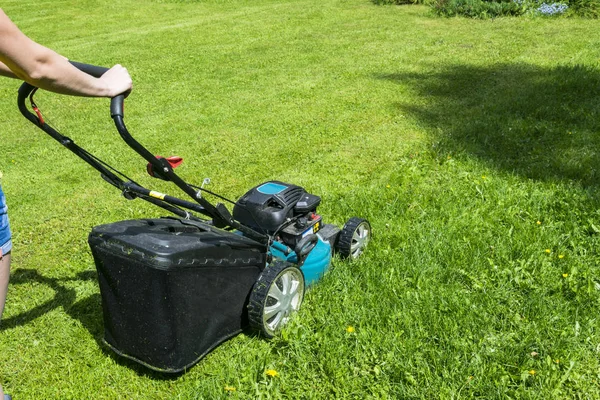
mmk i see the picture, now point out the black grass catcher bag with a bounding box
[88,217,266,373]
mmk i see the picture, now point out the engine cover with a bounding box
[233,181,320,233]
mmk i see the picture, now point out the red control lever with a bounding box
[147,156,183,179]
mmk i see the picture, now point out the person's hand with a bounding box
[99,64,132,97]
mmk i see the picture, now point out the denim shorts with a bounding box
[0,184,12,255]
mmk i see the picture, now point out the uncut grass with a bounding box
[0,0,600,398]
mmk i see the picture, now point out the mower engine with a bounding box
[233,181,327,248]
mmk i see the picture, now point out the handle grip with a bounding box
[69,61,109,77]
[69,61,126,117]
[295,234,319,262]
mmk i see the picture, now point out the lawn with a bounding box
[1,0,600,398]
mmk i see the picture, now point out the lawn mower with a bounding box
[17,62,371,373]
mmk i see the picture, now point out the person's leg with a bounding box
[0,183,11,320]
[1,185,12,399]
[0,251,10,319]
[1,251,12,399]
[1,250,10,400]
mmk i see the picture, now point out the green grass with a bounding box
[1,0,600,398]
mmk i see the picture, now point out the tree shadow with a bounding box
[378,63,600,186]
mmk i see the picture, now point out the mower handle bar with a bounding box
[16,62,270,243]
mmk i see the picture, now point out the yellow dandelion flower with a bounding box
[346,326,355,333]
[482,175,486,179]
[224,386,236,392]
[529,370,536,375]
[537,221,541,225]
[558,254,564,259]
[468,376,474,380]
[386,185,391,189]
[555,359,560,364]
[545,249,551,254]
[266,369,278,378]
[562,273,568,278]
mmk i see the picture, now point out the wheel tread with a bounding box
[336,217,371,259]
[247,260,304,338]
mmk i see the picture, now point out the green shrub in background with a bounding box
[430,0,524,17]
[565,0,600,17]
[375,0,600,18]
[373,0,428,5]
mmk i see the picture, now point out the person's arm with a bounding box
[0,60,17,79]
[0,9,131,97]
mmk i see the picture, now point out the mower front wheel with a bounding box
[248,261,305,338]
[336,217,371,259]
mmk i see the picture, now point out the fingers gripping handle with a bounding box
[68,61,126,117]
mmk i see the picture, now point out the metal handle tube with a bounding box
[122,182,209,215]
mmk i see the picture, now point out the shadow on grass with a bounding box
[0,269,101,335]
[378,63,600,186]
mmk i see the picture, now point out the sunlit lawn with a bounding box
[1,0,599,398]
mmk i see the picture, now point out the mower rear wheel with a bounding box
[336,217,371,259]
[248,261,305,338]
